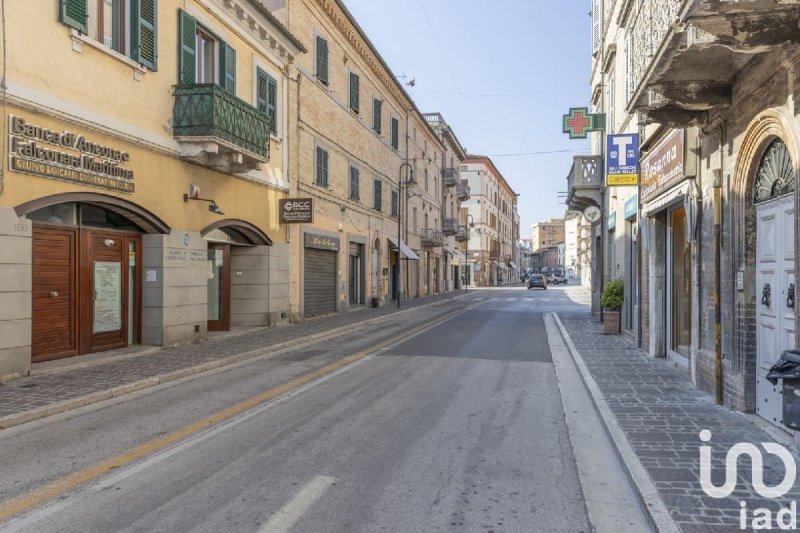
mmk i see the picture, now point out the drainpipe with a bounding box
[713,123,725,405]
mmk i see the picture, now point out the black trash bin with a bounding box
[766,350,800,430]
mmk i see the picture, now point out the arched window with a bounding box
[754,139,795,204]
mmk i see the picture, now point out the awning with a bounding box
[388,238,420,260]
[449,249,466,265]
[509,263,519,270]
[497,263,509,271]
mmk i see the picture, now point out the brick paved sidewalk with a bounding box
[0,290,474,428]
[558,312,800,533]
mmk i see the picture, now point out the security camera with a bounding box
[208,202,225,215]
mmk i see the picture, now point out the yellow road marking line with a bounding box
[0,308,463,524]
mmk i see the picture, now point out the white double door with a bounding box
[756,194,796,425]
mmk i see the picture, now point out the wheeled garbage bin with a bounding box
[766,350,800,430]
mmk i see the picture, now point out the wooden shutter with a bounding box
[59,0,87,33]
[219,42,236,94]
[373,99,382,133]
[374,180,382,211]
[178,10,196,85]
[391,190,399,217]
[350,166,360,201]
[391,117,399,149]
[316,36,328,84]
[131,0,157,70]
[349,72,360,113]
[316,147,328,187]
[267,75,277,136]
[592,0,601,54]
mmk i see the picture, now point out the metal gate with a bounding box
[304,248,337,317]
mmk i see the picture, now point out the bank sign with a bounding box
[279,198,313,224]
[8,115,135,193]
[606,134,639,186]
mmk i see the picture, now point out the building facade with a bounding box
[530,218,565,252]
[574,0,800,428]
[0,0,302,379]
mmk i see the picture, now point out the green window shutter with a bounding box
[131,0,158,70]
[316,36,328,84]
[373,99,382,133]
[60,0,87,33]
[177,9,196,85]
[219,42,236,94]
[349,73,359,113]
[316,147,328,187]
[374,180,382,211]
[391,117,399,149]
[391,190,399,217]
[257,69,278,136]
[350,166,359,201]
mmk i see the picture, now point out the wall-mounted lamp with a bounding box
[184,194,225,215]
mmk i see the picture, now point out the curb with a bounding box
[552,313,681,533]
[0,293,474,430]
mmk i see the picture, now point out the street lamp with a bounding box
[397,162,416,308]
[465,214,475,292]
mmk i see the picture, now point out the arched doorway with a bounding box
[753,138,796,424]
[201,220,272,332]
[16,194,169,362]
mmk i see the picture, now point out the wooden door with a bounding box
[32,227,78,362]
[81,230,138,354]
[207,244,231,331]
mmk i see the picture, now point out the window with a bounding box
[424,168,429,191]
[412,207,418,233]
[316,36,328,84]
[374,179,382,211]
[177,10,236,93]
[391,117,399,149]
[315,146,329,187]
[257,68,278,136]
[373,99,382,134]
[349,165,360,201]
[60,0,157,70]
[391,190,399,218]
[349,72,360,114]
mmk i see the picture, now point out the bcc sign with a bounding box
[279,198,314,224]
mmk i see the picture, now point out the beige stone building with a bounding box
[530,219,565,252]
[285,0,446,318]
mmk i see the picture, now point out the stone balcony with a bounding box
[456,180,471,201]
[173,83,270,174]
[442,218,458,236]
[455,225,469,242]
[566,155,603,212]
[627,0,800,126]
[443,168,458,188]
[420,228,444,248]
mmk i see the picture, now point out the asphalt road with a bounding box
[0,286,604,532]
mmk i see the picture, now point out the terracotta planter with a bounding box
[603,310,621,335]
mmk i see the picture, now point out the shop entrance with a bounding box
[754,139,796,425]
[28,203,144,362]
[207,243,231,332]
[666,206,692,368]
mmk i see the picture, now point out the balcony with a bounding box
[173,84,270,173]
[443,168,458,188]
[456,180,471,201]
[627,0,798,126]
[420,228,444,248]
[455,225,469,242]
[566,155,602,212]
[442,218,457,236]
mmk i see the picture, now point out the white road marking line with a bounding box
[259,476,337,533]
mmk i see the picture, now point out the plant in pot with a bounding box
[601,278,624,335]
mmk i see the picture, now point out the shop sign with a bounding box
[8,115,135,193]
[305,232,339,251]
[608,211,617,231]
[164,248,207,267]
[606,134,639,186]
[641,129,685,202]
[583,206,601,224]
[279,198,313,224]
[624,195,638,220]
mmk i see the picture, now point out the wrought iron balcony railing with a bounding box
[442,168,457,188]
[442,218,457,236]
[455,225,469,242]
[456,180,471,201]
[420,228,444,248]
[566,155,603,211]
[173,83,270,172]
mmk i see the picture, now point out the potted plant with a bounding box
[601,278,624,335]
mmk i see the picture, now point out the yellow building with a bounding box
[531,219,565,252]
[0,0,304,378]
[285,0,446,317]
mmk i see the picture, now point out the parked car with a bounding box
[527,274,547,290]
[552,273,568,284]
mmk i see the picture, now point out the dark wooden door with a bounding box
[80,230,139,354]
[207,244,231,331]
[31,227,78,362]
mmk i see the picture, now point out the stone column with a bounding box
[0,208,31,379]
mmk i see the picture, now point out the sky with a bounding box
[341,0,592,239]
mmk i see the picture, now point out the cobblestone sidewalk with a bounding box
[559,312,800,533]
[0,291,472,428]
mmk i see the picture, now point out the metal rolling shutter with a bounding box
[304,248,337,317]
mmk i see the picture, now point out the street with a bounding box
[0,287,648,532]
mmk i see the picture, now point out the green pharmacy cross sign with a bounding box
[563,107,606,139]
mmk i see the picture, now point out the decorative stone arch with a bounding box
[730,107,800,381]
[200,219,273,246]
[15,192,170,234]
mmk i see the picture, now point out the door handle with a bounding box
[49,291,59,298]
